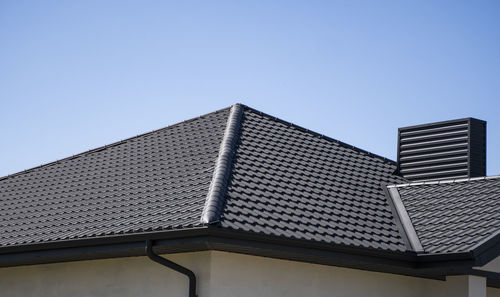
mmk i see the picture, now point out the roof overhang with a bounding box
[1,226,500,288]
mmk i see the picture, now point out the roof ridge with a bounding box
[239,104,397,166]
[0,105,233,182]
[387,174,500,188]
[201,103,244,224]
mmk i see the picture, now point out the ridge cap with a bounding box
[201,104,244,224]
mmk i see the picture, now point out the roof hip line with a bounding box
[386,187,424,253]
[200,103,244,224]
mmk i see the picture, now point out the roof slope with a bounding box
[0,107,230,247]
[15,103,500,258]
[0,104,411,253]
[220,107,409,251]
[392,176,500,254]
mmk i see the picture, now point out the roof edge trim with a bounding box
[387,175,500,188]
[470,230,500,266]
[472,230,500,252]
[201,103,244,224]
[387,187,424,253]
[241,104,397,166]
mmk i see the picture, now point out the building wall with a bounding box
[489,288,500,297]
[480,255,500,297]
[210,251,446,297]
[0,251,212,297]
[0,250,499,297]
[477,255,500,273]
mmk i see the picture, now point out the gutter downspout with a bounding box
[145,240,198,297]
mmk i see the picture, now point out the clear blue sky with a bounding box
[1,1,499,177]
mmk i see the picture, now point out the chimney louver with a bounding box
[397,118,486,181]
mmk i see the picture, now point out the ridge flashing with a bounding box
[201,104,244,224]
[386,187,424,253]
[387,174,500,188]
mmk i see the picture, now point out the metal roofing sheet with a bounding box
[0,108,230,247]
[220,107,408,252]
[3,103,496,257]
[395,176,500,253]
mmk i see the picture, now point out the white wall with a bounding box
[0,252,212,297]
[209,251,446,297]
[0,250,499,297]
[446,275,486,297]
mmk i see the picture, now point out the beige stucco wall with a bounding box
[488,287,500,297]
[210,251,446,297]
[0,250,499,297]
[477,255,500,273]
[0,251,212,297]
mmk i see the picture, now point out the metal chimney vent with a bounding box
[398,118,486,181]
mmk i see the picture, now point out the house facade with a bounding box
[5,251,499,297]
[0,104,498,297]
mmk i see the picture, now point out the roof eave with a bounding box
[0,226,495,285]
[471,230,500,266]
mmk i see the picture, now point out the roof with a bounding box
[220,107,408,251]
[1,103,499,280]
[388,176,500,254]
[0,107,230,246]
[0,104,408,251]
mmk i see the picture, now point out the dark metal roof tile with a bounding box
[0,107,231,247]
[220,107,407,252]
[396,176,500,254]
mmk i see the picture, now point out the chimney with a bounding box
[397,118,486,181]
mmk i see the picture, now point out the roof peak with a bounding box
[201,104,244,224]
[1,102,397,183]
[200,102,401,225]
